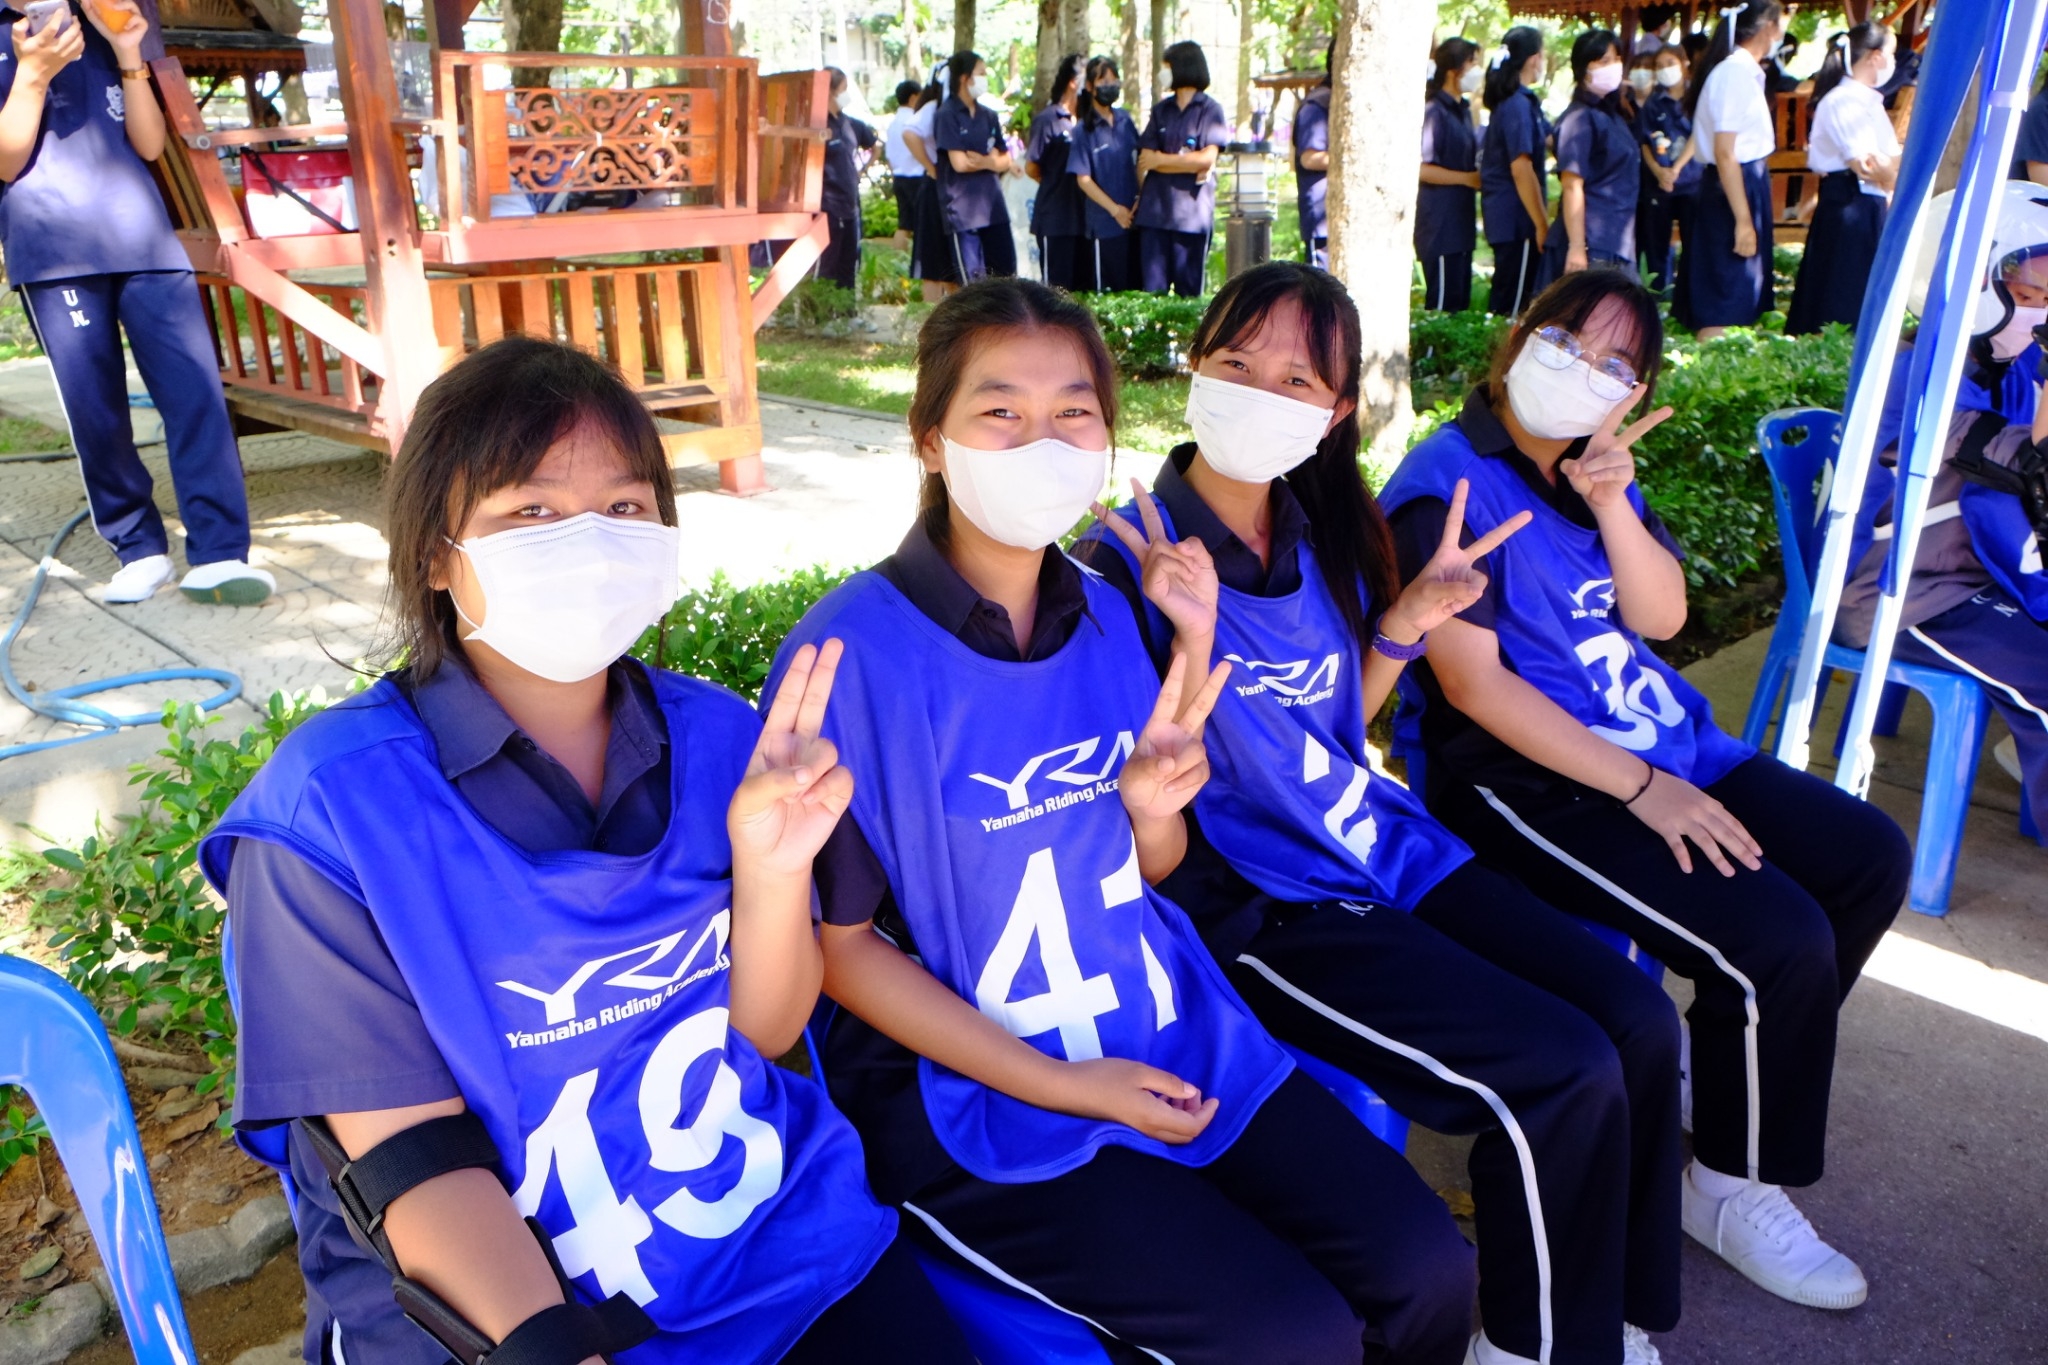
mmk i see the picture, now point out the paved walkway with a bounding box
[0,358,2043,1362]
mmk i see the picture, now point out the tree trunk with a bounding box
[1148,0,1168,108]
[954,0,975,56]
[1033,0,1062,106]
[1119,0,1139,104]
[503,0,563,85]
[1234,0,1252,128]
[1326,0,1430,469]
[903,0,922,78]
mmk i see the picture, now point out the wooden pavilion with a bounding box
[144,0,829,492]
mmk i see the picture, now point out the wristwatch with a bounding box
[120,67,150,80]
[1370,630,1427,663]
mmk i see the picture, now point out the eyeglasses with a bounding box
[1529,326,1637,401]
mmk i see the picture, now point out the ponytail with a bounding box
[1810,21,1890,105]
[1686,0,1782,115]
[1484,25,1544,112]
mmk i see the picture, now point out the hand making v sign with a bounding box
[1558,382,1675,514]
[728,638,856,876]
[1091,477,1220,642]
[1383,477,1532,643]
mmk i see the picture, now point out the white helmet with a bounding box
[1909,182,2048,344]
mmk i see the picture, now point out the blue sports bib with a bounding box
[1082,504,1471,910]
[201,668,894,1365]
[773,569,1292,1182]
[1382,424,1755,786]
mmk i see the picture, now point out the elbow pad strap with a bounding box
[299,1113,504,1262]
[485,1294,659,1365]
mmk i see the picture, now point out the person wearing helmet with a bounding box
[1836,183,2048,842]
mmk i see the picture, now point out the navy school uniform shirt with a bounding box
[2014,84,2048,178]
[821,107,876,221]
[1480,84,1549,245]
[0,0,188,285]
[932,95,1009,232]
[1417,87,1478,258]
[1067,106,1140,239]
[1553,88,1640,259]
[1293,86,1331,242]
[1637,87,1702,195]
[1026,103,1085,236]
[1134,89,1230,234]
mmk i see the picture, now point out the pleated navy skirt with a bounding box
[1785,171,1885,335]
[1687,157,1774,328]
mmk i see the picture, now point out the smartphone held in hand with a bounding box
[23,0,71,36]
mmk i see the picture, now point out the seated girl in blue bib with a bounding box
[1382,268,1910,1317]
[200,338,971,1365]
[773,278,1476,1365]
[1081,261,1683,1365]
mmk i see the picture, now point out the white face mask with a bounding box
[969,74,989,99]
[1654,64,1684,87]
[1159,66,1175,92]
[942,435,1109,549]
[1628,69,1655,96]
[1185,372,1334,482]
[1503,340,1625,440]
[1870,53,1897,86]
[1987,305,2048,361]
[1460,65,1483,94]
[449,512,682,684]
[1585,62,1624,97]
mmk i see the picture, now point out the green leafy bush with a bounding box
[860,245,915,306]
[860,179,899,239]
[1081,293,1209,379]
[631,567,854,700]
[0,1089,47,1179]
[778,277,859,330]
[1410,307,1510,410]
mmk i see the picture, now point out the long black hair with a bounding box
[1810,21,1890,105]
[1484,26,1545,112]
[1687,1,1781,115]
[1049,52,1083,108]
[1185,262,1398,649]
[1082,54,1121,130]
[946,49,983,104]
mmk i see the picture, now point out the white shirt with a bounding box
[1806,79,1900,197]
[886,106,925,177]
[905,102,939,175]
[1694,46,1777,166]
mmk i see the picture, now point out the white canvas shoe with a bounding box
[1622,1323,1663,1365]
[179,559,275,605]
[1463,1331,1539,1365]
[103,554,173,604]
[1994,734,2022,783]
[1682,1167,1868,1309]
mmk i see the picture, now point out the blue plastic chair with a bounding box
[0,955,199,1365]
[1743,407,2035,916]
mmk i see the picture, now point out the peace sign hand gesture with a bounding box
[729,640,856,877]
[1559,384,1674,514]
[1118,652,1232,825]
[1092,479,1219,643]
[1383,478,1531,640]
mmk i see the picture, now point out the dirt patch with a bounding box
[66,1250,305,1365]
[1660,571,1784,671]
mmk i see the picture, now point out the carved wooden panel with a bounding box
[504,87,718,191]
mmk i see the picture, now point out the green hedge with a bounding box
[1081,293,1210,380]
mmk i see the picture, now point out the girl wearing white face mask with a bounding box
[1385,269,1910,1318]
[1547,29,1641,281]
[204,337,979,1365]
[1634,46,1700,304]
[1418,36,1484,312]
[928,49,1017,295]
[779,278,1477,1365]
[1786,23,1901,336]
[1083,262,1683,1365]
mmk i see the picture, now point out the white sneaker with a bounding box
[179,559,275,605]
[1463,1332,1538,1365]
[1682,1167,1868,1309]
[1994,734,2022,783]
[1678,1019,1692,1134]
[103,554,173,604]
[1622,1323,1663,1365]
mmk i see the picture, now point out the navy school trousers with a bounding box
[22,270,252,568]
[1138,227,1207,297]
[1226,860,1683,1364]
[900,1070,1476,1365]
[1487,236,1549,317]
[1897,588,2048,836]
[1077,233,1138,293]
[1426,753,1909,1188]
[1421,253,1474,313]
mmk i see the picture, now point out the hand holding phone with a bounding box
[23,0,70,36]
[14,2,85,84]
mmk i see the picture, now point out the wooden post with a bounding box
[331,0,439,451]
[680,0,732,57]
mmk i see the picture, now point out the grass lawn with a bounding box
[755,335,1191,455]
[0,414,68,454]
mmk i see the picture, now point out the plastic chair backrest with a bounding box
[1754,407,1843,611]
[0,955,199,1365]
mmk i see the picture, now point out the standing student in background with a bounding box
[1481,26,1553,317]
[1294,42,1332,270]
[0,0,274,605]
[1418,38,1481,312]
[1686,1,1783,339]
[1135,40,1229,297]
[930,51,1016,291]
[1636,45,1701,308]
[2012,65,2048,185]
[1623,54,1656,121]
[818,68,876,293]
[886,79,928,250]
[1547,29,1640,279]
[1634,4,1678,57]
[1786,24,1899,336]
[906,76,951,301]
[1069,55,1141,293]
[1026,54,1087,290]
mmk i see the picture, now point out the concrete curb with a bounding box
[0,1195,296,1365]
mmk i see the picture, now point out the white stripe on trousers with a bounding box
[900,1201,1175,1364]
[1906,624,2048,729]
[1475,785,1764,1179]
[1235,953,1556,1365]
[20,286,112,550]
[1511,238,1533,316]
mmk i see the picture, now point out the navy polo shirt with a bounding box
[1134,89,1229,234]
[1416,88,1477,258]
[820,108,875,221]
[1637,89,1703,195]
[1553,90,1640,258]
[1067,107,1140,238]
[1293,86,1330,241]
[2014,85,2048,177]
[1480,85,1549,245]
[932,96,1009,232]
[0,0,187,285]
[1026,103,1085,236]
